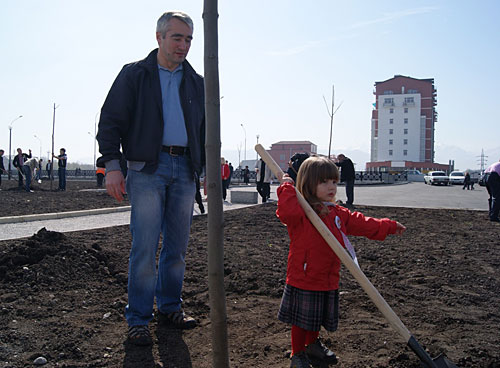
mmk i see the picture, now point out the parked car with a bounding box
[424,171,450,185]
[449,171,465,185]
[403,169,425,182]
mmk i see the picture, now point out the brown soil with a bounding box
[0,180,499,367]
[0,180,129,217]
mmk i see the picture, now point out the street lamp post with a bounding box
[240,123,247,161]
[34,135,42,159]
[8,115,23,180]
[256,134,260,160]
[88,131,97,171]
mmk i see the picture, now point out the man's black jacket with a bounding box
[336,157,355,182]
[13,152,31,168]
[96,49,205,176]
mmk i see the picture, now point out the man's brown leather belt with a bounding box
[161,145,190,156]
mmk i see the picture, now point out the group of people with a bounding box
[0,147,67,192]
[90,9,496,368]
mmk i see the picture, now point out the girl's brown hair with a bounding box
[296,156,339,215]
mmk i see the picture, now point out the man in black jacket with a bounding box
[12,148,32,190]
[96,11,205,346]
[335,154,355,207]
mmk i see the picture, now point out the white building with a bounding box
[367,75,448,173]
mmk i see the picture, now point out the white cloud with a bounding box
[349,6,439,29]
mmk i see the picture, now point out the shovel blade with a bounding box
[432,354,458,368]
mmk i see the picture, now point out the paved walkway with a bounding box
[0,182,489,241]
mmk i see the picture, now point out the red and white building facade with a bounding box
[367,75,449,172]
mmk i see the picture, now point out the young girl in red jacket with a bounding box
[276,156,406,368]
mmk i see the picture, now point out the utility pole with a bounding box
[477,148,488,172]
[50,103,60,190]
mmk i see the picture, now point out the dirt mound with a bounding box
[1,204,499,367]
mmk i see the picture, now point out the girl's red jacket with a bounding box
[276,182,398,291]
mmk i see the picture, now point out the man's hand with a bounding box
[105,170,126,202]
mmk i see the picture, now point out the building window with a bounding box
[389,139,393,145]
[408,89,418,94]
[404,118,408,124]
[389,150,393,156]
[389,108,394,114]
[404,139,408,145]
[389,129,393,135]
[389,118,394,124]
[403,150,408,156]
[280,154,285,161]
[403,97,415,106]
[404,107,408,113]
[404,128,408,134]
[383,90,394,95]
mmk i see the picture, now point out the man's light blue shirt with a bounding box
[158,64,188,147]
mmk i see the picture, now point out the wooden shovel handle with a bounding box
[255,144,412,343]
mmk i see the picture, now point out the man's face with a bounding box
[156,18,193,71]
[17,148,22,154]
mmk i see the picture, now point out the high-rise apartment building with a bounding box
[367,75,447,172]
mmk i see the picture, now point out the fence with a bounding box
[2,170,409,184]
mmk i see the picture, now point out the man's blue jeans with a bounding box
[58,168,66,190]
[125,152,196,326]
[22,166,31,192]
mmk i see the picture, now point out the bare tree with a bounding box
[323,85,343,158]
[203,1,230,367]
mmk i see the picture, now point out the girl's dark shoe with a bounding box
[305,339,338,365]
[290,351,312,368]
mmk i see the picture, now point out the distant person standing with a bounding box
[228,162,234,188]
[463,171,472,190]
[335,154,355,207]
[243,165,250,185]
[46,160,53,179]
[36,158,43,181]
[221,158,230,201]
[484,160,500,222]
[13,148,31,189]
[53,148,67,191]
[0,149,6,189]
[255,158,272,203]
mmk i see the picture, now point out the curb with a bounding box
[0,206,131,224]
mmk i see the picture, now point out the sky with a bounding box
[1,0,499,172]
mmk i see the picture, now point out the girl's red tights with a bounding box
[291,325,320,355]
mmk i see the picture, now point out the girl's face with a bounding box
[315,179,338,202]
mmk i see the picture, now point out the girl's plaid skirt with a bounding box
[277,284,339,332]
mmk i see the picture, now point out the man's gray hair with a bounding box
[156,11,193,38]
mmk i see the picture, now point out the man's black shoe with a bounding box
[158,309,197,330]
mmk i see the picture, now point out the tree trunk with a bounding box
[203,1,230,367]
